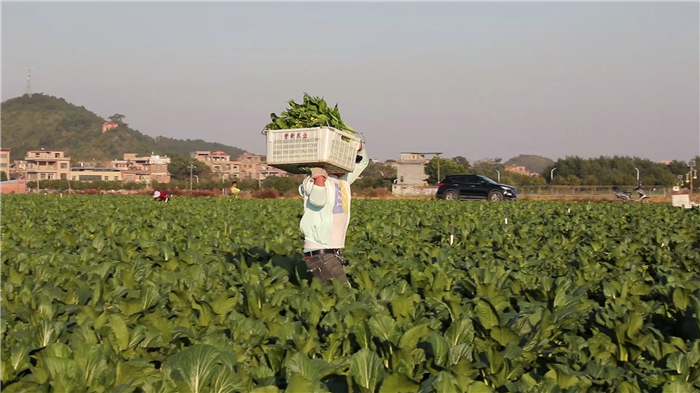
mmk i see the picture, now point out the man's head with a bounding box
[311,168,328,179]
[232,181,237,187]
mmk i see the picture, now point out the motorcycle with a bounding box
[613,183,649,203]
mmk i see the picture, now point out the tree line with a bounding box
[422,155,699,188]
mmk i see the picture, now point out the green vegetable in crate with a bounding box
[265,93,356,136]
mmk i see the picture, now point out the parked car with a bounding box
[436,175,518,201]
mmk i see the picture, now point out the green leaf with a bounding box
[108,385,136,393]
[350,349,385,392]
[165,344,221,393]
[448,343,472,366]
[672,288,689,310]
[191,300,213,327]
[109,314,130,352]
[284,374,317,393]
[490,326,520,347]
[369,314,399,344]
[445,319,475,347]
[9,345,30,374]
[428,332,450,367]
[433,371,460,393]
[475,299,499,329]
[391,295,418,318]
[544,367,578,390]
[211,366,245,393]
[399,324,431,349]
[74,344,108,386]
[662,381,696,393]
[379,373,420,393]
[285,352,321,387]
[1,382,43,393]
[251,387,280,393]
[626,311,643,339]
[616,381,641,393]
[208,293,239,316]
[465,381,494,393]
[353,320,372,349]
[666,352,689,375]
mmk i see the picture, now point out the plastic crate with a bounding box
[672,194,691,209]
[263,126,361,174]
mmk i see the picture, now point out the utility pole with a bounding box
[188,164,195,191]
[495,169,500,183]
[689,159,696,197]
[550,167,557,182]
[634,167,639,183]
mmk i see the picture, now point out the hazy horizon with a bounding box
[2,2,699,162]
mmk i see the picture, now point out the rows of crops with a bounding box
[1,195,700,393]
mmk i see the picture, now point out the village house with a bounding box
[191,150,288,180]
[24,149,71,181]
[258,163,287,179]
[237,152,263,179]
[113,153,171,183]
[0,148,11,179]
[9,160,27,180]
[102,121,119,133]
[191,150,241,180]
[504,165,542,177]
[70,167,123,182]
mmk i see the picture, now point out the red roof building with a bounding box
[102,122,119,133]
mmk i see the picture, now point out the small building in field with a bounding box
[392,152,442,196]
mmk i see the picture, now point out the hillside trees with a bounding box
[1,93,246,161]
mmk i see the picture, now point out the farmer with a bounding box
[298,141,369,286]
[153,190,170,202]
[229,181,241,199]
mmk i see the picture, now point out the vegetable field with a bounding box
[2,195,700,393]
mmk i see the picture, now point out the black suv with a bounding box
[436,175,518,201]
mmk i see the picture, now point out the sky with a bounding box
[2,2,699,162]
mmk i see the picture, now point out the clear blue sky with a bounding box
[2,2,698,162]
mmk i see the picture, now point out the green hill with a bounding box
[504,154,555,174]
[1,93,246,161]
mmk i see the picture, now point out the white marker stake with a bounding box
[449,226,454,246]
[567,208,571,214]
[505,217,508,225]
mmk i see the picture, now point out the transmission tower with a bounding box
[26,67,33,96]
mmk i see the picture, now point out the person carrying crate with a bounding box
[298,142,369,286]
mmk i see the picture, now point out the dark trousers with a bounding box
[304,252,349,286]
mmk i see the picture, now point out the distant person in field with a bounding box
[229,181,241,199]
[298,141,369,286]
[153,190,169,202]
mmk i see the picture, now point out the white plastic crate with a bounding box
[671,194,691,209]
[263,126,361,174]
